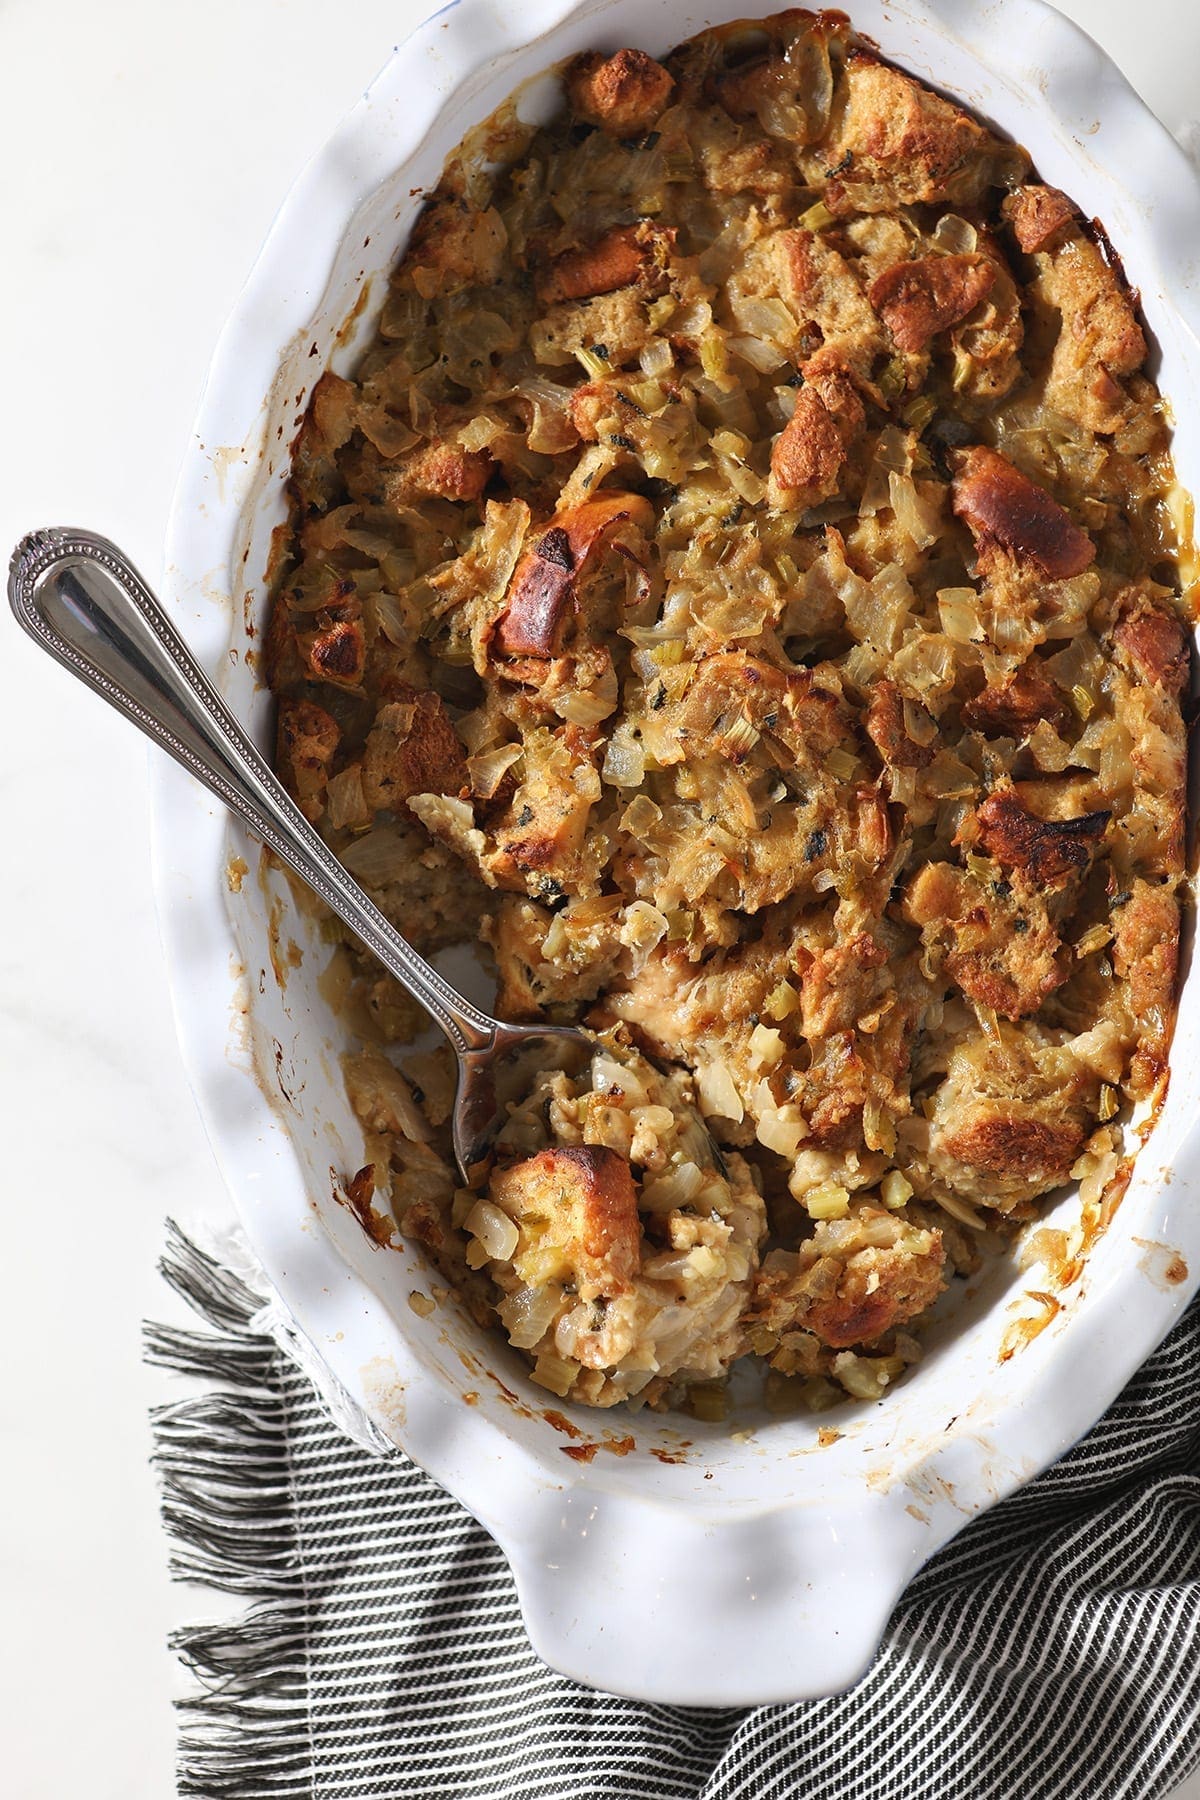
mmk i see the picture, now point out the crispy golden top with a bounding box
[271,11,1190,1409]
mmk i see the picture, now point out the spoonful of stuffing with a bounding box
[8,526,606,1182]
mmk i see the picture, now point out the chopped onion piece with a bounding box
[467,742,522,799]
[602,731,646,788]
[696,1059,744,1123]
[553,679,618,725]
[619,901,669,956]
[1075,923,1113,959]
[499,1283,564,1350]
[756,1109,807,1158]
[930,213,978,255]
[531,1351,580,1397]
[799,199,834,232]
[641,1159,705,1211]
[591,1053,649,1105]
[729,334,788,374]
[889,471,940,549]
[807,1183,851,1220]
[749,1023,785,1068]
[938,587,984,644]
[881,1170,913,1210]
[765,980,798,1021]
[465,1199,520,1263]
[639,336,674,378]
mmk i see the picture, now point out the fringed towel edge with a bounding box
[145,1221,316,1799]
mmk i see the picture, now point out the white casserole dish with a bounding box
[154,0,1200,1706]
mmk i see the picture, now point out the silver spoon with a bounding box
[8,527,589,1182]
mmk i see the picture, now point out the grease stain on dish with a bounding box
[997,1289,1061,1361]
[898,1467,972,1517]
[479,1360,537,1419]
[225,962,254,1070]
[603,1432,637,1456]
[272,1038,301,1112]
[332,1163,396,1248]
[555,1427,640,1461]
[335,278,375,351]
[1132,1236,1190,1289]
[210,441,253,506]
[360,1354,408,1432]
[543,1408,584,1439]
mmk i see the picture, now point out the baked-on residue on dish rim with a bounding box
[153,0,1200,1705]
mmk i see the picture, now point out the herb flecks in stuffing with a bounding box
[269,12,1190,1413]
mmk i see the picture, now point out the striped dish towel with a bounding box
[146,1222,1200,1800]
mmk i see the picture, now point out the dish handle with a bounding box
[497,1485,924,1706]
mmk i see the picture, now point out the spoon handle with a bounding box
[8,527,498,1057]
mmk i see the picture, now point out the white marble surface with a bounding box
[3,2,1199,1794]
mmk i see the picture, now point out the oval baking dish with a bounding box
[154,0,1200,1705]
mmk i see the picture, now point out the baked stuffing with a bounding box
[268,11,1192,1412]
